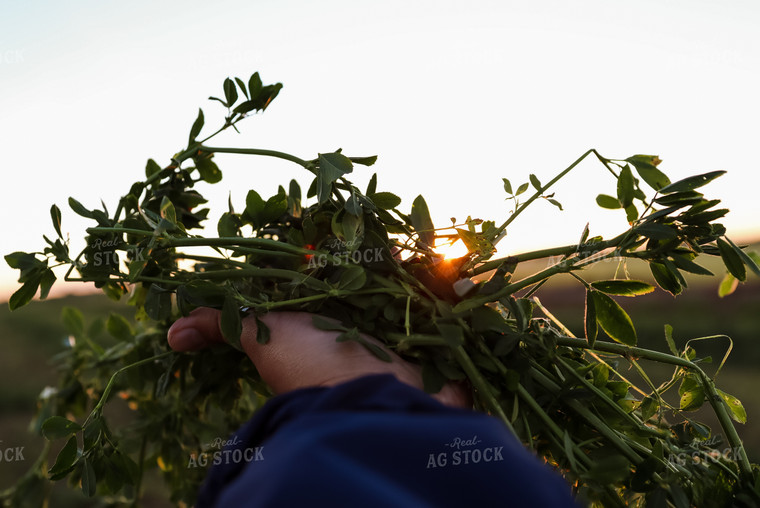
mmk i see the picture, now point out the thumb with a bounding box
[167,307,228,351]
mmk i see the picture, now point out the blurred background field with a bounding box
[0,242,758,505]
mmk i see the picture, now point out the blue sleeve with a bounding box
[196,374,580,507]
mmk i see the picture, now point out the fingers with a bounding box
[167,307,227,351]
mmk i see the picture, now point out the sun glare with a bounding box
[434,238,469,259]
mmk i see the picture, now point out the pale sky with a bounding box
[1,0,758,301]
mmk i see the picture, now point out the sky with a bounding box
[1,0,758,302]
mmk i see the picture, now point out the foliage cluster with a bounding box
[4,73,760,507]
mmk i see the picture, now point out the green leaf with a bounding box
[366,173,378,196]
[344,190,362,216]
[39,269,56,300]
[194,155,222,184]
[248,72,262,100]
[547,198,563,211]
[145,158,161,179]
[232,100,257,114]
[145,284,172,321]
[639,396,659,421]
[81,457,96,497]
[584,288,598,347]
[724,237,760,277]
[718,272,738,298]
[61,307,85,338]
[515,182,529,196]
[596,194,622,209]
[217,212,242,237]
[235,77,249,98]
[717,389,747,423]
[4,251,39,271]
[221,295,243,349]
[370,192,402,210]
[312,315,349,332]
[717,238,746,281]
[50,204,63,238]
[436,323,465,348]
[223,77,238,107]
[263,190,288,224]
[159,196,177,224]
[106,313,134,342]
[678,375,705,411]
[410,195,435,247]
[245,190,266,228]
[470,306,512,334]
[48,436,78,477]
[339,208,364,246]
[9,277,40,310]
[590,291,637,345]
[188,108,204,145]
[502,178,513,195]
[626,155,671,191]
[659,170,726,194]
[317,152,354,203]
[650,262,683,296]
[339,265,367,290]
[654,190,704,206]
[255,316,270,345]
[617,165,635,208]
[590,280,655,297]
[82,418,103,452]
[635,223,678,240]
[361,339,392,362]
[68,197,94,219]
[669,254,713,276]
[529,173,542,191]
[664,324,678,356]
[624,203,638,223]
[42,416,82,440]
[349,155,378,166]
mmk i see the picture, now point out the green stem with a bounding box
[455,258,577,313]
[491,149,595,243]
[83,351,175,428]
[451,346,517,436]
[239,288,397,311]
[471,231,628,276]
[529,366,643,465]
[159,236,316,255]
[554,336,753,480]
[199,145,314,173]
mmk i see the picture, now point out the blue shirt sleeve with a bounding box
[196,374,580,507]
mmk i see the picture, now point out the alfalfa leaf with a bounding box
[591,291,637,346]
[411,195,435,247]
[590,280,655,297]
[659,170,726,194]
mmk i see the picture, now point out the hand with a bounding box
[167,308,470,408]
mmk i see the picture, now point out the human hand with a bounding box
[167,308,470,408]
